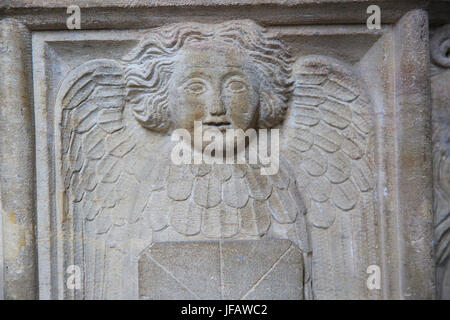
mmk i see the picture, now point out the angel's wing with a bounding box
[56,59,157,299]
[282,55,379,299]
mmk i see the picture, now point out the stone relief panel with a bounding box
[0,1,438,301]
[37,20,379,300]
[430,24,450,300]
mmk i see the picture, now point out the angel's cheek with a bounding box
[171,95,206,130]
[185,101,207,127]
[228,92,258,130]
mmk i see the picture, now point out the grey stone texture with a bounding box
[139,240,303,300]
[0,0,448,300]
[0,19,37,300]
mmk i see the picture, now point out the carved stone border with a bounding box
[393,11,434,299]
[0,19,37,300]
[0,0,436,30]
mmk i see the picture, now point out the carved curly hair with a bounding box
[122,20,294,132]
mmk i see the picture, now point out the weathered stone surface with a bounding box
[0,1,444,300]
[393,9,434,300]
[0,1,439,30]
[0,19,37,300]
[139,240,303,300]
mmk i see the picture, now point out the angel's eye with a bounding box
[225,80,247,93]
[184,81,207,95]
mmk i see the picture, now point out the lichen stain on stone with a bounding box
[7,211,17,224]
[4,212,26,261]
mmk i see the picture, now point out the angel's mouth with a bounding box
[202,120,231,131]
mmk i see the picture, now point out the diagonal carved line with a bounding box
[147,255,201,299]
[240,243,293,300]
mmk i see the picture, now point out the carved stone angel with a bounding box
[56,20,377,299]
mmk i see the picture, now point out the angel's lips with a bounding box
[202,121,232,132]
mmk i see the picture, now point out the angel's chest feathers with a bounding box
[135,158,305,242]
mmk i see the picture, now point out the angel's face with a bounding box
[168,43,260,134]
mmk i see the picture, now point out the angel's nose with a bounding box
[207,93,226,116]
